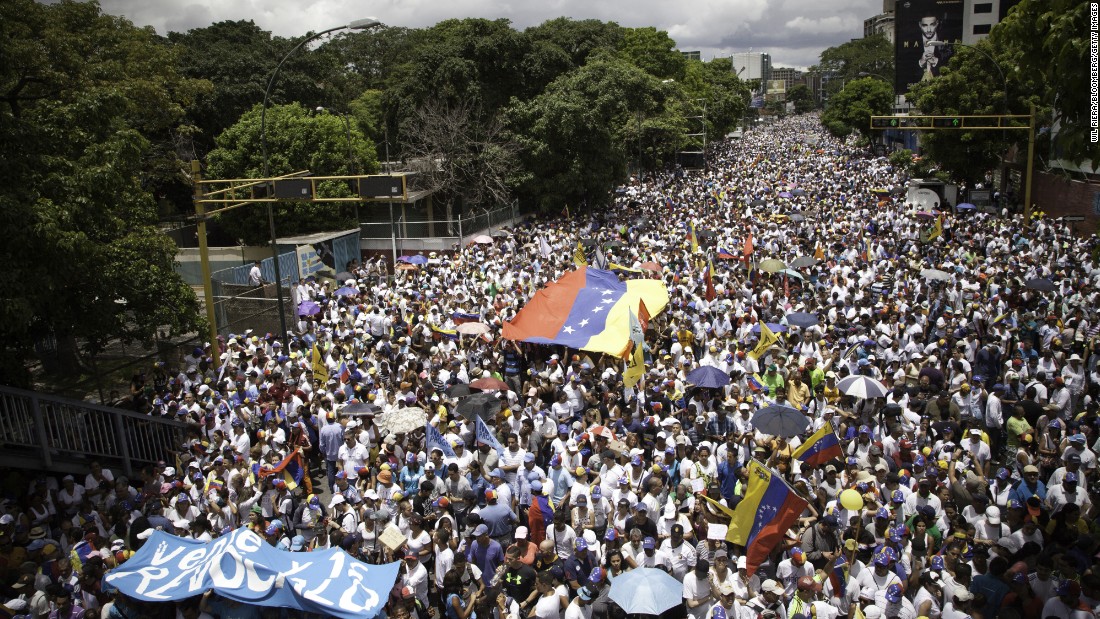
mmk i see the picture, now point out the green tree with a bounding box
[815,34,895,98]
[680,57,749,140]
[787,84,815,114]
[506,56,680,211]
[616,27,687,81]
[205,103,379,244]
[821,77,893,139]
[0,0,204,383]
[993,0,1092,166]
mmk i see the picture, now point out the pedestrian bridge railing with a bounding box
[0,386,188,477]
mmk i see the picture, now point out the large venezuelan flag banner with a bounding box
[730,460,807,577]
[502,267,668,357]
[792,421,843,466]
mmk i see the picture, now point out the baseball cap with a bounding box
[762,579,784,595]
[885,583,902,603]
[290,536,305,551]
[574,538,588,551]
[797,576,821,592]
[642,537,656,550]
[473,524,489,536]
[515,526,529,539]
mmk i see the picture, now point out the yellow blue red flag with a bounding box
[258,451,312,493]
[503,267,668,357]
[791,421,843,466]
[729,460,807,577]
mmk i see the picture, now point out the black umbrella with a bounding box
[1025,278,1056,292]
[335,271,355,282]
[604,240,626,249]
[697,230,717,239]
[792,188,806,196]
[580,238,598,248]
[790,256,818,269]
[891,187,907,195]
[456,392,501,420]
[445,383,481,398]
[343,402,382,416]
[750,199,766,207]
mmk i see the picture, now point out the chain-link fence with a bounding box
[360,203,521,243]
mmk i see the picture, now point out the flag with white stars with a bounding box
[502,267,668,357]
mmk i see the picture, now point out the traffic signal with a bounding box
[933,117,962,128]
[871,117,899,128]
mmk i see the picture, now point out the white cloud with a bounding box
[100,0,881,68]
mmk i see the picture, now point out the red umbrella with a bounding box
[639,261,661,272]
[470,377,509,391]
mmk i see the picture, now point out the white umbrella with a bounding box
[920,268,952,282]
[472,235,494,244]
[837,375,889,399]
[455,322,491,336]
[377,407,427,434]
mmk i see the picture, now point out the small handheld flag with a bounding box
[573,241,588,267]
[791,421,843,466]
[311,344,328,384]
[425,422,457,458]
[475,415,505,455]
[748,322,778,361]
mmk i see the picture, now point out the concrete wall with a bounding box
[176,247,273,286]
[1034,171,1100,232]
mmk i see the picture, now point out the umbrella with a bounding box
[956,203,976,211]
[470,377,509,391]
[685,366,730,389]
[609,568,684,616]
[603,240,625,249]
[786,311,819,328]
[297,300,321,316]
[779,191,792,198]
[456,392,501,420]
[445,383,481,398]
[472,235,493,244]
[778,269,805,280]
[334,286,359,297]
[891,187,907,195]
[789,214,806,222]
[639,262,661,272]
[752,405,810,438]
[490,229,511,238]
[397,254,429,265]
[580,238,598,248]
[589,425,616,440]
[837,375,889,399]
[455,322,492,336]
[790,256,818,269]
[915,211,935,218]
[1025,278,1056,292]
[750,199,766,207]
[751,322,789,333]
[697,230,717,239]
[396,263,419,271]
[759,259,786,273]
[920,268,952,282]
[335,271,354,282]
[792,188,807,196]
[343,402,382,416]
[377,406,427,434]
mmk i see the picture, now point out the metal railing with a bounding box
[0,386,189,477]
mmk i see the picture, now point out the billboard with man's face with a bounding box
[894,0,964,95]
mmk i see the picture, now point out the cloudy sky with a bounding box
[99,0,883,70]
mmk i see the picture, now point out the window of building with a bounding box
[973,24,992,34]
[973,3,993,13]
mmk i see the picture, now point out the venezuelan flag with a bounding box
[717,247,737,260]
[747,374,764,392]
[431,324,459,341]
[705,259,716,302]
[502,267,668,357]
[792,421,843,466]
[729,460,807,577]
[452,312,480,325]
[259,451,312,493]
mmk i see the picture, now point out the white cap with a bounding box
[984,506,1000,525]
[173,520,190,531]
[329,494,346,508]
[736,555,747,569]
[761,579,784,595]
[954,587,974,601]
[515,526,529,539]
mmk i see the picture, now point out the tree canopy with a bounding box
[0,0,204,383]
[821,77,894,139]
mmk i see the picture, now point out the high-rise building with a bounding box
[770,67,803,92]
[731,52,772,86]
[963,0,1023,43]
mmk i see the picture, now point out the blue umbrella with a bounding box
[956,203,976,210]
[779,191,792,198]
[751,322,789,333]
[609,568,684,615]
[785,311,819,329]
[752,404,810,437]
[397,255,414,263]
[685,366,730,389]
[334,286,359,297]
[297,300,321,316]
[407,254,429,265]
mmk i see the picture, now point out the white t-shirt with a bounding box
[534,591,563,619]
[562,599,593,619]
[682,571,713,619]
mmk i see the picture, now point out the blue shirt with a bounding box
[1010,479,1047,504]
[319,423,344,461]
[467,539,504,586]
[548,467,574,503]
[717,460,739,500]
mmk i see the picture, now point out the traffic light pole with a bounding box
[869,111,1035,222]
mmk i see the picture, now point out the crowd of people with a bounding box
[3,114,1100,619]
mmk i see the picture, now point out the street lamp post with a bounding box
[260,18,379,348]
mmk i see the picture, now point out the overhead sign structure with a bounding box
[868,114,1031,131]
[104,528,399,619]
